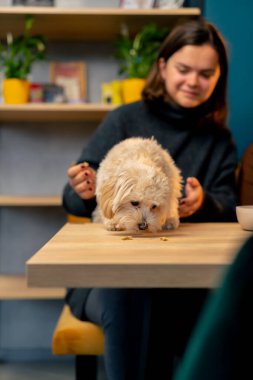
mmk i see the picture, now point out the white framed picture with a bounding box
[49,62,87,103]
[154,0,185,8]
[119,0,155,9]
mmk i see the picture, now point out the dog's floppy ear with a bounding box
[112,175,134,213]
[98,172,134,219]
[98,177,116,219]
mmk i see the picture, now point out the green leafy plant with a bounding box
[114,23,168,79]
[0,15,46,79]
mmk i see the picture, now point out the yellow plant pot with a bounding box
[121,78,145,104]
[3,78,30,104]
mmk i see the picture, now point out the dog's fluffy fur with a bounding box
[94,137,182,233]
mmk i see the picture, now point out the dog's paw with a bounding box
[105,221,124,231]
[163,217,180,230]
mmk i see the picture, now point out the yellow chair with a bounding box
[52,304,104,356]
[67,214,92,224]
[52,305,105,380]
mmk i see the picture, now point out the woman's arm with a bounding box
[182,135,238,222]
[62,108,127,217]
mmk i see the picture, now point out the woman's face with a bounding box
[159,44,221,108]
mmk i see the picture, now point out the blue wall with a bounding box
[205,1,253,159]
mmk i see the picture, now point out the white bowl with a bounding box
[236,206,253,231]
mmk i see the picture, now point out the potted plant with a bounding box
[114,23,168,103]
[0,15,46,104]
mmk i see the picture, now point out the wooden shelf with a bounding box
[0,103,116,122]
[0,195,61,206]
[0,274,65,300]
[0,7,200,42]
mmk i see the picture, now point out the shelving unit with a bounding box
[0,5,201,206]
[0,5,201,357]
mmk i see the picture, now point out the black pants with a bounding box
[145,289,208,380]
[84,288,208,380]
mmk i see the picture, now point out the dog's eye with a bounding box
[151,204,157,210]
[131,201,139,207]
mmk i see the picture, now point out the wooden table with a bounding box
[26,223,252,288]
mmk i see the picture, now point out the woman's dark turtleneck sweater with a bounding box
[145,97,213,128]
[63,99,238,222]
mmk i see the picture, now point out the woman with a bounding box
[63,18,237,380]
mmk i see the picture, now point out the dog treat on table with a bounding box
[160,237,169,241]
[121,236,133,240]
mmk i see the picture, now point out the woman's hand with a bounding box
[67,162,96,200]
[179,177,204,218]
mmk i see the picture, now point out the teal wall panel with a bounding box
[205,0,253,158]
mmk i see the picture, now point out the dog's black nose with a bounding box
[138,222,148,230]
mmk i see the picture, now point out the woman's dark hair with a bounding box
[142,18,229,125]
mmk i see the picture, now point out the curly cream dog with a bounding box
[95,137,182,232]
